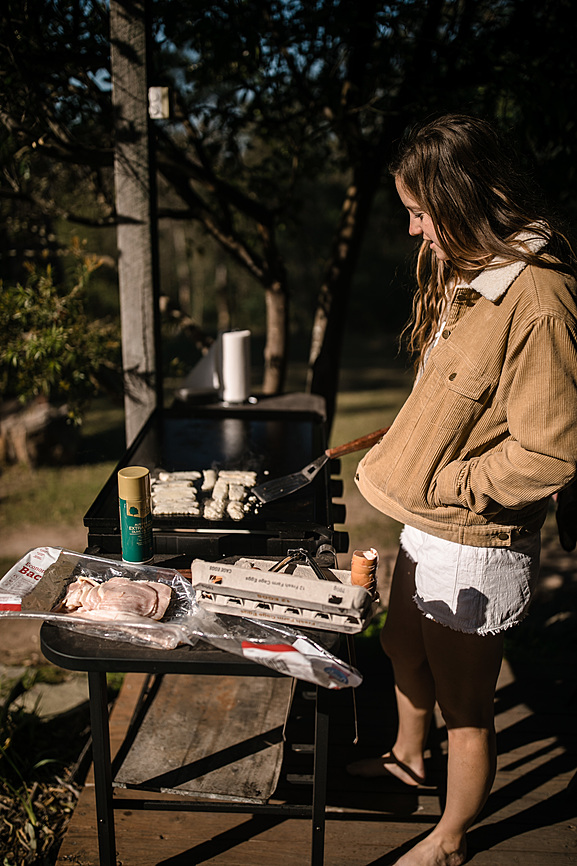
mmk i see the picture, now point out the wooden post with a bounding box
[110,0,162,446]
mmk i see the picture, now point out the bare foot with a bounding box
[394,833,467,865]
[346,750,426,786]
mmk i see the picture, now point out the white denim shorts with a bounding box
[400,525,541,635]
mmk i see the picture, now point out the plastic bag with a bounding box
[189,604,362,690]
[0,547,200,650]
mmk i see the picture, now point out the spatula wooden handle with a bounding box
[326,425,391,458]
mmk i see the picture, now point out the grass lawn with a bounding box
[0,398,125,577]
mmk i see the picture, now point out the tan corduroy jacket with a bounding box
[356,255,577,547]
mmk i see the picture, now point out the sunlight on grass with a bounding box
[0,461,116,575]
[0,463,116,532]
[0,396,124,572]
[330,382,410,573]
[332,387,409,443]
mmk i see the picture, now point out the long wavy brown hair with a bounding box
[390,114,576,370]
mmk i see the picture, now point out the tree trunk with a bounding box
[306,160,382,429]
[172,221,193,317]
[262,279,288,394]
[258,220,289,395]
[110,0,162,446]
[215,263,231,332]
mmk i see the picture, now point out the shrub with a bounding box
[0,243,121,425]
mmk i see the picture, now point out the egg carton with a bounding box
[190,553,374,633]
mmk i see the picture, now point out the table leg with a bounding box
[88,671,117,866]
[311,684,329,866]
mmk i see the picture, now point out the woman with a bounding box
[348,115,577,865]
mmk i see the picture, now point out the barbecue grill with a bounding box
[84,394,348,560]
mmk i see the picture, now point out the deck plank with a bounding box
[114,674,292,802]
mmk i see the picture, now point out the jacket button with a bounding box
[498,532,509,541]
[448,372,457,381]
[442,329,451,339]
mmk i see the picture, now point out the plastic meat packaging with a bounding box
[0,548,362,689]
[0,547,199,650]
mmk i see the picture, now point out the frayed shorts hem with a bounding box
[412,592,530,636]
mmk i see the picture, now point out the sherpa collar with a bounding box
[462,229,548,302]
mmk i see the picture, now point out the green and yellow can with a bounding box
[118,466,154,563]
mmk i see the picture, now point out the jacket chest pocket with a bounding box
[429,345,493,431]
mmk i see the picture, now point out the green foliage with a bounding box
[356,610,387,642]
[0,244,121,424]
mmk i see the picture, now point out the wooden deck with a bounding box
[55,626,577,865]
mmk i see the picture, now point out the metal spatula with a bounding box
[252,425,391,503]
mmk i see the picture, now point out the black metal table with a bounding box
[45,393,348,863]
[40,620,335,866]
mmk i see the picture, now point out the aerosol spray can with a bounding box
[118,466,154,563]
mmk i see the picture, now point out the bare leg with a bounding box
[394,619,503,865]
[347,547,435,785]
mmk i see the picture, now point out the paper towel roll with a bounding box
[220,329,251,403]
